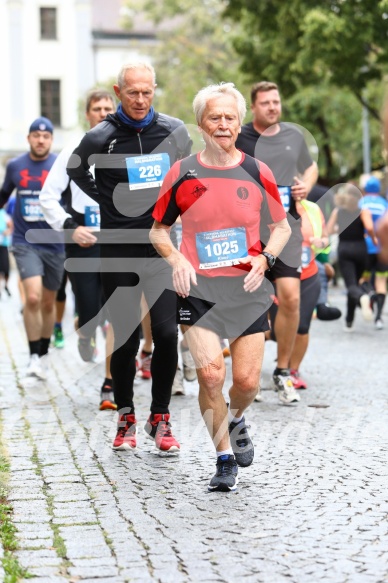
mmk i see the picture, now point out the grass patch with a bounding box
[2,551,33,582]
[52,526,67,559]
[0,454,32,582]
[0,504,17,551]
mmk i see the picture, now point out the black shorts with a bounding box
[366,253,388,275]
[266,230,302,281]
[178,274,273,339]
[266,255,302,281]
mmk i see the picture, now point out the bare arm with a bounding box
[239,217,291,293]
[360,208,378,246]
[149,221,197,297]
[291,161,319,200]
[263,217,292,258]
[326,207,339,236]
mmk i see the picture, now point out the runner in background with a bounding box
[236,81,318,404]
[359,176,388,329]
[0,117,64,382]
[67,62,192,451]
[40,89,118,410]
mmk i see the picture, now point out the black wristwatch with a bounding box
[261,251,276,270]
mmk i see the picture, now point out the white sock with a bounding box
[227,406,243,425]
[217,448,234,458]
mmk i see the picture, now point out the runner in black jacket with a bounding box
[67,61,192,453]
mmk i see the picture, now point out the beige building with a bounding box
[0,0,158,154]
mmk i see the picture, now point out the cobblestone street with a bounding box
[0,269,387,583]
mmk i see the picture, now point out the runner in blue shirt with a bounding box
[360,176,388,329]
[0,117,64,383]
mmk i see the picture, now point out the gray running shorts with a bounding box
[178,274,273,339]
[12,245,65,291]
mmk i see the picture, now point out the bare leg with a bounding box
[55,299,66,324]
[140,294,153,353]
[183,325,229,452]
[22,276,43,341]
[375,274,387,295]
[274,277,300,369]
[41,287,57,338]
[289,333,309,371]
[18,277,26,310]
[229,333,264,418]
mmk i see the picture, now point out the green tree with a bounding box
[224,0,388,180]
[122,0,249,128]
[225,0,388,117]
[283,83,385,181]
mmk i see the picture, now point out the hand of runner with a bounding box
[72,226,97,247]
[291,176,307,201]
[171,254,198,297]
[239,255,266,292]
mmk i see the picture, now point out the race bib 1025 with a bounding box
[196,227,248,270]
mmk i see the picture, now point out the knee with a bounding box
[278,293,300,316]
[232,371,259,397]
[198,363,225,397]
[25,293,41,311]
[113,331,140,358]
[152,323,177,348]
[41,297,55,313]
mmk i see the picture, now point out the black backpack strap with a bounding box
[156,113,192,160]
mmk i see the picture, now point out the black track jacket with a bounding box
[67,111,192,243]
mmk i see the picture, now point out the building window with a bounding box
[40,7,57,40]
[40,80,61,126]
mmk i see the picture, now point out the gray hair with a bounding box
[193,83,247,125]
[117,61,156,88]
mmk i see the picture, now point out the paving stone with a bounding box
[1,280,388,582]
[16,555,62,568]
[67,566,119,578]
[71,557,117,567]
[21,567,64,578]
[18,538,54,550]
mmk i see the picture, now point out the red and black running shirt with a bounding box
[153,152,286,277]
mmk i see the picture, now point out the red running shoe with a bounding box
[139,350,152,380]
[112,413,137,450]
[144,413,180,453]
[290,369,307,390]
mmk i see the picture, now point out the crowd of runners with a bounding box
[0,61,387,493]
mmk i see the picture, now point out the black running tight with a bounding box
[101,245,178,414]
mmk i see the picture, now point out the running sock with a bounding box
[39,337,51,357]
[29,340,41,356]
[102,377,113,390]
[217,449,234,458]
[54,322,62,330]
[274,367,290,376]
[375,293,386,320]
